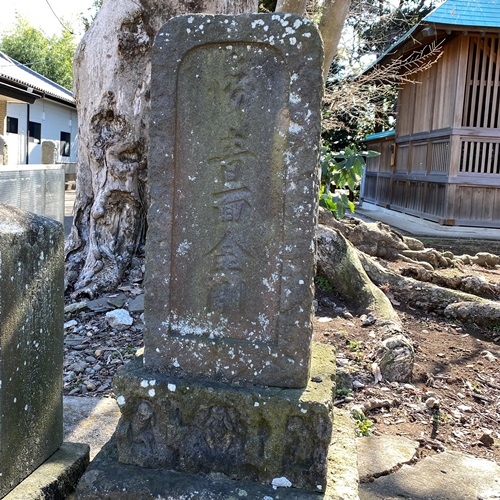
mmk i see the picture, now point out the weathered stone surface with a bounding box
[145,13,323,388]
[127,293,144,313]
[359,450,500,500]
[63,396,121,460]
[113,343,335,493]
[357,435,418,482]
[76,374,363,500]
[41,140,57,164]
[76,408,359,500]
[327,409,359,500]
[4,443,89,500]
[0,135,6,164]
[0,204,64,497]
[76,436,322,499]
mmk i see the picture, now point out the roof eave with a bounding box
[0,75,75,108]
[0,81,42,104]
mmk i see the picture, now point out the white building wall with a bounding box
[4,103,27,165]
[4,98,78,165]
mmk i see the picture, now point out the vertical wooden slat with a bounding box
[427,62,437,132]
[492,38,500,128]
[494,142,500,174]
[455,35,470,127]
[474,141,481,173]
[488,142,495,174]
[468,141,473,173]
[484,142,489,174]
[470,188,485,220]
[429,142,435,173]
[469,37,482,127]
[477,141,486,174]
[444,184,457,222]
[475,37,489,128]
[462,36,475,126]
[483,36,495,128]
[466,141,473,173]
[483,188,494,221]
[461,140,468,173]
[450,135,462,177]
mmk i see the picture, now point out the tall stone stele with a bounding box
[78,13,338,498]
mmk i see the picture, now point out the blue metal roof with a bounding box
[366,130,396,141]
[366,0,500,70]
[425,0,500,28]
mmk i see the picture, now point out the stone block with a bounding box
[145,13,323,388]
[4,442,90,500]
[76,436,322,499]
[0,204,65,497]
[114,344,336,493]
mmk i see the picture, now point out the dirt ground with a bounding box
[313,247,500,465]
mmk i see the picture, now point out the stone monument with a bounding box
[0,204,89,498]
[42,140,58,164]
[0,135,6,165]
[77,13,340,498]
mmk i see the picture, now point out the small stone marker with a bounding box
[42,140,57,164]
[146,13,323,388]
[0,136,6,165]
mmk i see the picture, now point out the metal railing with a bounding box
[0,164,65,223]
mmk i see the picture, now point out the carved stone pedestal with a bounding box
[76,344,338,499]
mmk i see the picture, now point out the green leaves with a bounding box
[0,15,76,90]
[319,144,378,219]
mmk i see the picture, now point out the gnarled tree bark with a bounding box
[65,0,259,296]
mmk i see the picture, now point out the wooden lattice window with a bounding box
[463,36,500,128]
[430,140,450,173]
[460,140,500,174]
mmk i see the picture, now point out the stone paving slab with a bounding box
[359,450,500,500]
[357,435,419,482]
[63,396,120,460]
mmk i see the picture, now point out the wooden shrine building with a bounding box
[362,0,500,227]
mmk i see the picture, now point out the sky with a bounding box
[0,0,96,40]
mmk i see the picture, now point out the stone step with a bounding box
[357,435,500,500]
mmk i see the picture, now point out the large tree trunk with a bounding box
[318,0,351,81]
[65,0,258,296]
[275,0,308,14]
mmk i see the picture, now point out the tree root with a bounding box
[358,253,500,328]
[316,225,416,382]
[316,224,400,328]
[401,266,500,300]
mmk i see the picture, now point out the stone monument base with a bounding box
[76,344,361,498]
[76,435,331,499]
[75,411,359,500]
[5,442,89,499]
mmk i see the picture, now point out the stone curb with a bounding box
[5,442,90,500]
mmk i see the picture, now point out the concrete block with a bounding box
[0,204,64,497]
